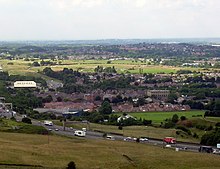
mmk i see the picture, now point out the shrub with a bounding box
[143,119,152,126]
[164,120,175,128]
[195,124,206,130]
[22,117,32,124]
[118,126,123,130]
[176,126,191,135]
[67,161,76,169]
[10,116,16,121]
[216,122,220,127]
[193,133,199,138]
[171,114,179,123]
[200,128,220,146]
[180,116,187,121]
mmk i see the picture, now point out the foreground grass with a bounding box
[0,132,220,169]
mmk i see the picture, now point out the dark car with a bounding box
[199,146,213,153]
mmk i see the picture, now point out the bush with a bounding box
[195,124,206,130]
[180,116,187,121]
[176,126,191,135]
[163,120,175,128]
[193,133,199,138]
[172,114,179,123]
[67,161,76,169]
[200,128,220,146]
[143,119,152,126]
[10,116,16,121]
[22,117,32,124]
[216,122,220,127]
[118,125,123,130]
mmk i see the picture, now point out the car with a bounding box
[124,137,132,141]
[213,149,220,155]
[74,130,86,137]
[106,135,115,140]
[55,128,59,131]
[48,129,52,131]
[199,146,213,153]
[163,137,176,144]
[165,144,172,148]
[70,127,73,130]
[140,137,149,142]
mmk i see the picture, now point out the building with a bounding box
[117,114,136,122]
[147,90,170,99]
[14,81,37,88]
[0,65,3,72]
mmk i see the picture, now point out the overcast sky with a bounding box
[0,0,219,40]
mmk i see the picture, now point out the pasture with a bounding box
[0,59,204,76]
[0,132,220,169]
[116,110,205,124]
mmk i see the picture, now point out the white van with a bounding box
[74,130,86,137]
[106,135,115,140]
[44,120,53,126]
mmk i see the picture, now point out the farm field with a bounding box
[0,59,206,75]
[0,132,220,169]
[116,110,205,124]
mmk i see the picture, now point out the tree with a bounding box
[67,161,76,169]
[95,95,101,101]
[99,101,112,115]
[32,61,40,67]
[172,114,179,123]
[168,93,178,104]
[180,116,187,121]
[56,97,62,102]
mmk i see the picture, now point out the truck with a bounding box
[163,137,176,144]
[44,120,53,126]
[74,130,86,137]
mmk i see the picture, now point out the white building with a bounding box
[117,114,136,122]
[0,65,3,72]
[14,81,37,88]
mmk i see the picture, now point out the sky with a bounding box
[0,0,219,40]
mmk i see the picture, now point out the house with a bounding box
[117,114,136,122]
[62,109,83,118]
[147,90,170,99]
[14,81,37,88]
[0,65,3,72]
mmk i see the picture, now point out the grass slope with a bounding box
[0,132,220,169]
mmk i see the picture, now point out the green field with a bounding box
[0,132,220,169]
[116,110,205,124]
[0,59,206,76]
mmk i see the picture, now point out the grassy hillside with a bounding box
[0,132,220,169]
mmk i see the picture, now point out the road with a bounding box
[32,120,202,152]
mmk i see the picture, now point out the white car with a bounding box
[55,128,59,131]
[213,149,220,155]
[74,130,86,137]
[140,137,149,142]
[124,137,132,141]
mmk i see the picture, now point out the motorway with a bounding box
[9,113,208,153]
[32,120,202,152]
